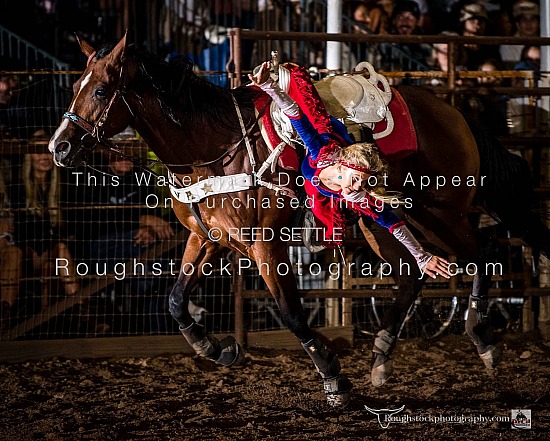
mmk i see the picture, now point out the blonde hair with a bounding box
[22,154,61,225]
[336,142,402,202]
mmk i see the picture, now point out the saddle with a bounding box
[314,62,418,160]
[263,61,396,150]
[253,49,421,163]
[314,62,394,140]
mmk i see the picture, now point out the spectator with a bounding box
[0,75,21,139]
[10,136,80,310]
[466,58,509,137]
[427,31,470,107]
[390,1,421,35]
[388,1,431,70]
[410,0,432,33]
[200,0,258,85]
[478,58,504,85]
[377,0,395,19]
[500,1,540,69]
[0,76,16,106]
[514,44,541,82]
[494,6,515,37]
[352,1,389,34]
[431,31,468,73]
[0,171,23,332]
[508,45,542,134]
[74,153,174,332]
[349,1,390,68]
[459,3,501,71]
[82,154,174,262]
[429,0,463,34]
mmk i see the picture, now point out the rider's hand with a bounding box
[248,61,271,86]
[423,255,451,279]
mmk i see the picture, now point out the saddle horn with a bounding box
[354,62,394,140]
[355,62,392,105]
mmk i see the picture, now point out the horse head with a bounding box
[49,34,137,167]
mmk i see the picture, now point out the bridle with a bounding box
[61,55,268,173]
[62,56,133,159]
[59,53,293,236]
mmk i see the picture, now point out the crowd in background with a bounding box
[0,129,185,336]
[0,70,185,335]
[0,1,543,70]
[0,0,546,337]
[348,1,540,72]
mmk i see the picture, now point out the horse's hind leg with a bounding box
[169,232,245,367]
[409,208,503,369]
[359,219,424,387]
[465,238,503,369]
[253,241,352,407]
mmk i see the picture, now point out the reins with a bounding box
[62,55,295,236]
[63,62,272,175]
[71,94,272,189]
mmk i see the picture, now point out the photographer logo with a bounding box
[511,409,531,429]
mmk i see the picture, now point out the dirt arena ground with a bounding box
[1,332,548,440]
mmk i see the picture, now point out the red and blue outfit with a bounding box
[289,110,404,245]
[256,63,434,270]
[259,71,403,247]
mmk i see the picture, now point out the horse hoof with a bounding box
[230,343,247,367]
[326,391,352,408]
[324,375,353,408]
[478,342,503,369]
[371,354,392,387]
[217,336,246,367]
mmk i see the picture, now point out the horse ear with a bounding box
[108,32,128,64]
[76,35,96,58]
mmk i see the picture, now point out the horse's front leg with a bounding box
[359,220,424,387]
[169,232,245,367]
[465,238,503,369]
[253,240,352,407]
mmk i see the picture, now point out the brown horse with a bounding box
[49,35,550,406]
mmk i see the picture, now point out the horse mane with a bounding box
[95,43,263,134]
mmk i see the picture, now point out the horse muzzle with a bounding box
[49,137,92,168]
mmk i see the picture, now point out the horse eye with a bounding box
[95,87,107,99]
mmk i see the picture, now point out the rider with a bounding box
[249,61,450,279]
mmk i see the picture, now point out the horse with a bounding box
[48,34,550,406]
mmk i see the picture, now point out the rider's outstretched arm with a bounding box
[249,62,328,159]
[342,190,449,278]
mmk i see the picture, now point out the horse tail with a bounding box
[468,117,550,259]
